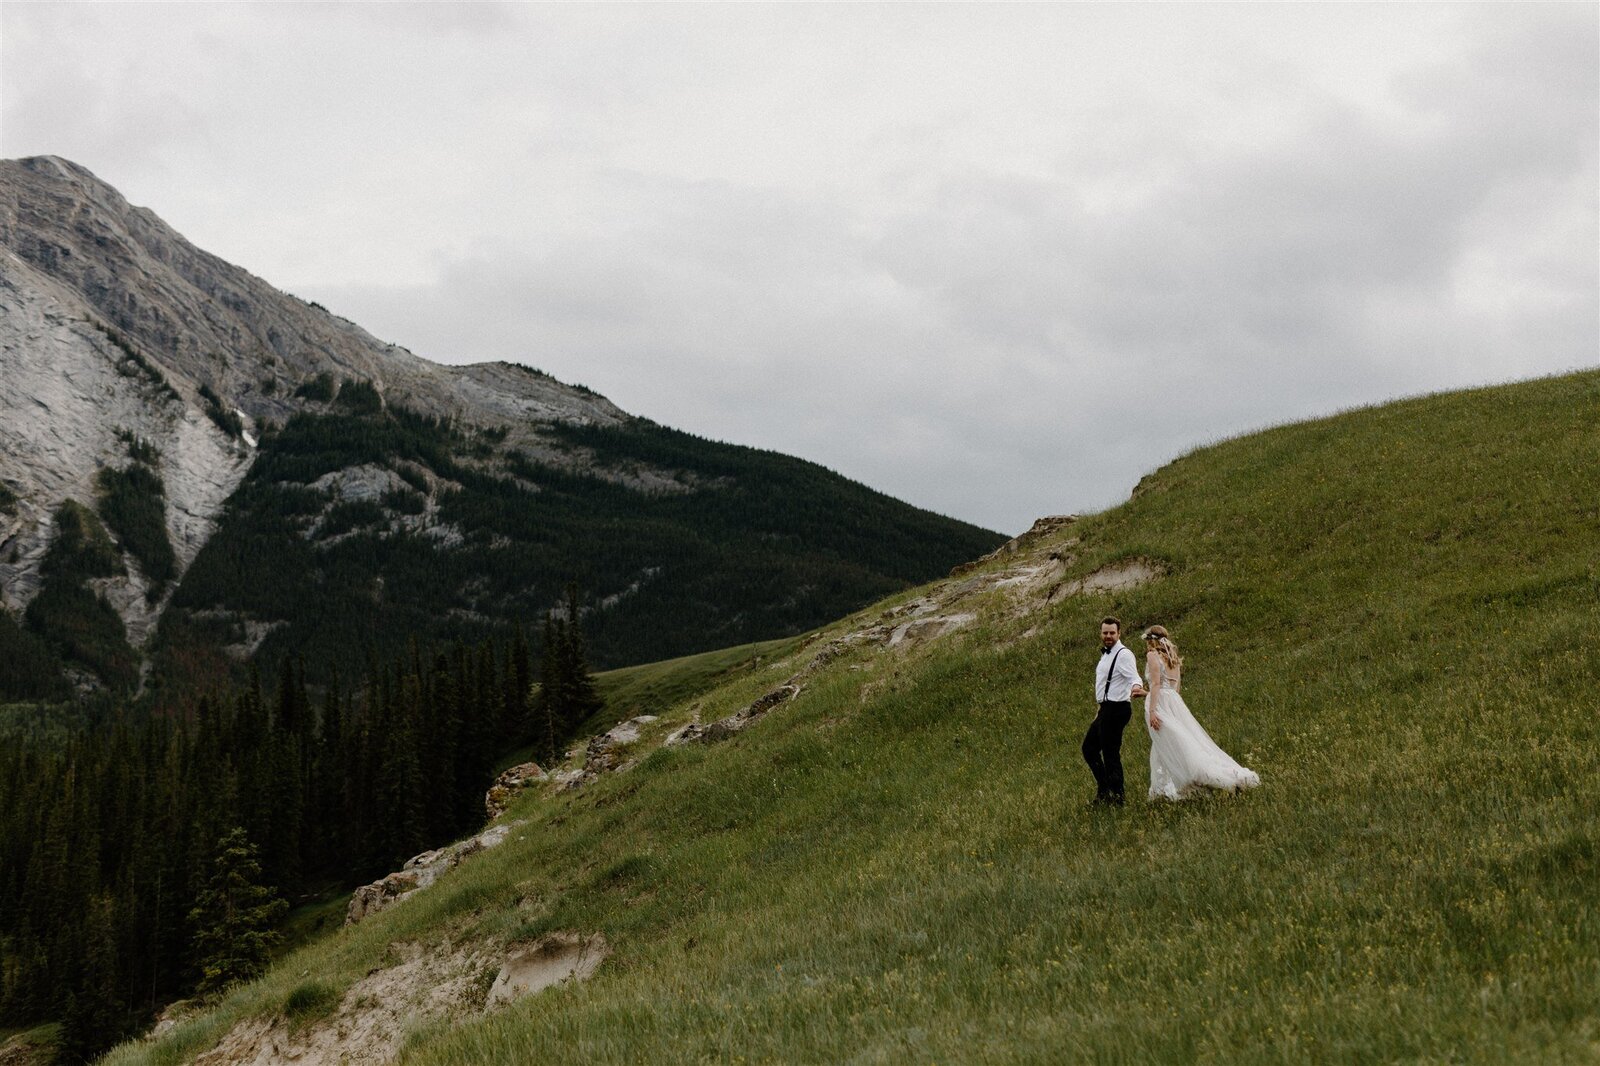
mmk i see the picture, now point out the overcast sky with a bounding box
[3,3,1595,534]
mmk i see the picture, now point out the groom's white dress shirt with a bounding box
[1094,640,1142,703]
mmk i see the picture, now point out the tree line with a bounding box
[0,597,603,1063]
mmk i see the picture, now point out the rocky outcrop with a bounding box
[664,625,893,746]
[558,715,659,790]
[484,761,547,820]
[345,821,525,926]
[950,514,1077,577]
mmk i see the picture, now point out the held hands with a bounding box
[1131,684,1147,698]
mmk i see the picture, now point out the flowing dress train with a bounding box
[1146,671,1260,801]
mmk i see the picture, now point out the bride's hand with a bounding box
[1148,713,1161,731]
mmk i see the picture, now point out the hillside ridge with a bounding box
[106,368,1599,1065]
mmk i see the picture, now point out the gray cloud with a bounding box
[4,3,1594,533]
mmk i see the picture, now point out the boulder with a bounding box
[345,821,523,925]
[484,761,546,820]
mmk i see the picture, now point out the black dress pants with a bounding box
[1082,700,1133,803]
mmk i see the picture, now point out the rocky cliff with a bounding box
[0,156,622,637]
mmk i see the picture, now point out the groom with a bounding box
[1083,616,1145,806]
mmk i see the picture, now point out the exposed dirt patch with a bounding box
[1047,558,1164,604]
[192,944,488,1066]
[486,932,609,1008]
[888,613,976,648]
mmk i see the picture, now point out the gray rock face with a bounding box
[345,821,524,925]
[0,155,630,643]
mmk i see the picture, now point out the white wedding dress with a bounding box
[1145,661,1260,801]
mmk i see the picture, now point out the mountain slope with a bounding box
[110,370,1600,1065]
[0,156,1002,696]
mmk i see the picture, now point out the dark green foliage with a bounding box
[25,583,137,691]
[395,464,429,494]
[43,499,123,581]
[90,321,181,403]
[381,487,427,515]
[318,500,386,538]
[0,607,67,701]
[188,828,287,996]
[293,373,337,402]
[57,892,129,1063]
[24,501,137,690]
[97,463,176,589]
[116,429,162,466]
[332,378,382,415]
[0,620,549,1063]
[154,403,1001,694]
[538,584,604,742]
[0,480,19,514]
[199,384,244,439]
[283,979,339,1024]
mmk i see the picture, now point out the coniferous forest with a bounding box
[143,393,997,700]
[0,611,601,1063]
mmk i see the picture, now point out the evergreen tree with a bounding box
[506,624,532,747]
[533,614,560,767]
[556,583,604,736]
[58,891,126,1063]
[535,584,604,757]
[187,827,286,996]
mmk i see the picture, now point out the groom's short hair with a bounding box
[1100,616,1121,630]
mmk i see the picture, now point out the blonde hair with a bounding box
[1141,624,1183,672]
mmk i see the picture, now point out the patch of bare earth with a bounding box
[192,944,488,1066]
[189,930,612,1066]
[1046,558,1164,604]
[486,933,610,1007]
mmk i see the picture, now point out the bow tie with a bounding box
[1102,645,1115,655]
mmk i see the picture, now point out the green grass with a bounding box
[494,636,802,773]
[281,980,341,1030]
[1,1022,59,1061]
[275,890,352,961]
[589,636,803,731]
[106,371,1600,1065]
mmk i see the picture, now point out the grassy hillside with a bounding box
[109,371,1599,1065]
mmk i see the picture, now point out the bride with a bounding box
[1141,625,1260,800]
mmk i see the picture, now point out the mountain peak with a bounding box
[0,159,629,642]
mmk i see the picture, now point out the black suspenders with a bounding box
[1101,647,1123,703]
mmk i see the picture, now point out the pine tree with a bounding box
[58,891,126,1063]
[536,584,604,757]
[506,624,532,747]
[187,827,286,996]
[534,615,561,766]
[557,583,604,736]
